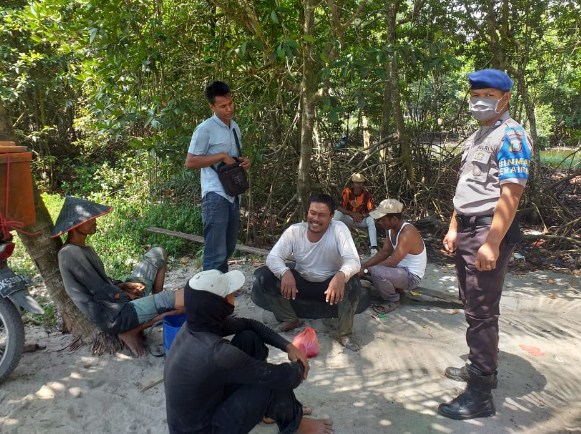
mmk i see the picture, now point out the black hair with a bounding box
[204,81,231,104]
[309,193,336,214]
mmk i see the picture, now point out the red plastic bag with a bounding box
[291,327,319,358]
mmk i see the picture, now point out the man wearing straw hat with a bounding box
[51,196,184,356]
[333,173,378,256]
[165,269,334,434]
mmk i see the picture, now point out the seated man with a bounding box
[51,196,184,356]
[360,199,427,310]
[252,193,363,351]
[164,269,334,434]
[333,173,378,255]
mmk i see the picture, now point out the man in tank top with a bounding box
[359,199,426,309]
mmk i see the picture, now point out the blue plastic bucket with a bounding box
[162,313,186,354]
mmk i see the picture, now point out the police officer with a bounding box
[438,69,533,420]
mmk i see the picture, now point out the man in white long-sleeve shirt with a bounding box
[252,193,363,351]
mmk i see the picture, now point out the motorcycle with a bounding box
[0,233,44,384]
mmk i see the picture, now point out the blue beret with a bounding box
[468,69,513,91]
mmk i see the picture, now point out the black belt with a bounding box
[455,214,493,229]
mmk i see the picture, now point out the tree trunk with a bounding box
[0,100,96,340]
[380,67,392,143]
[386,0,415,183]
[0,103,13,141]
[19,185,95,338]
[297,0,318,213]
[486,0,504,68]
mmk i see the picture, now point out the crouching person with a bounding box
[51,196,184,356]
[164,270,334,434]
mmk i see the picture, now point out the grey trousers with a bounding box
[368,266,419,302]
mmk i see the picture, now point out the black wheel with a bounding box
[0,297,24,384]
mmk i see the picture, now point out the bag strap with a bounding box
[232,128,242,157]
[211,128,242,174]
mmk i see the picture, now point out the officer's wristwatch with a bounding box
[363,268,369,274]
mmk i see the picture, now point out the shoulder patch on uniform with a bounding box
[504,126,527,153]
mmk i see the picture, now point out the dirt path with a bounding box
[1,261,580,434]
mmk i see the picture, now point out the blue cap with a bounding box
[468,69,513,91]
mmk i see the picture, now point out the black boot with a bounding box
[445,364,498,389]
[438,365,496,420]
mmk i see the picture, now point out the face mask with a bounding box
[469,96,505,121]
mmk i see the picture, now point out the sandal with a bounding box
[335,335,362,352]
[370,302,399,315]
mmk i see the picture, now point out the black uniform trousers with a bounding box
[455,221,516,376]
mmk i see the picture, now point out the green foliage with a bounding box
[540,149,581,170]
[79,198,203,278]
[1,0,579,247]
[13,192,203,281]
[26,294,58,328]
[94,200,203,277]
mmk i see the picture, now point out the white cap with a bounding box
[369,198,404,219]
[187,269,245,298]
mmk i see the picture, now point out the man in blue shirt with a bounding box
[186,81,251,272]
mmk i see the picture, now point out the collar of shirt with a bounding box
[211,113,233,130]
[474,111,510,142]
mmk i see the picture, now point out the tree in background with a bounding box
[0,100,96,341]
[0,0,578,254]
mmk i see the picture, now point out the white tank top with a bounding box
[388,222,427,279]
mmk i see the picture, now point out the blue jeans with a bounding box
[202,192,240,273]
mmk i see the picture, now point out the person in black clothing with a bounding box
[164,269,334,434]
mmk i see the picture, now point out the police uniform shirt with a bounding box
[453,111,533,216]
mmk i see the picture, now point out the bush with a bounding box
[13,193,204,280]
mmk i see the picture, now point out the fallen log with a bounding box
[146,227,270,256]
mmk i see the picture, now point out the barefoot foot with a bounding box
[118,330,145,357]
[264,404,313,424]
[298,417,334,434]
[276,319,304,333]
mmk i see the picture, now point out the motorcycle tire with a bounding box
[0,297,24,384]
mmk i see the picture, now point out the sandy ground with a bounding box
[1,258,580,434]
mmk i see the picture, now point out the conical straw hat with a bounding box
[50,196,112,237]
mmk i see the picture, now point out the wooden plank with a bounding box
[146,227,270,256]
[0,145,29,153]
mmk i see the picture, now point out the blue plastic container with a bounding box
[162,313,186,354]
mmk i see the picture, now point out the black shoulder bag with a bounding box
[212,129,249,196]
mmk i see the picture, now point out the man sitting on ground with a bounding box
[164,269,334,434]
[51,196,184,356]
[333,173,378,256]
[360,199,427,311]
[252,193,363,351]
